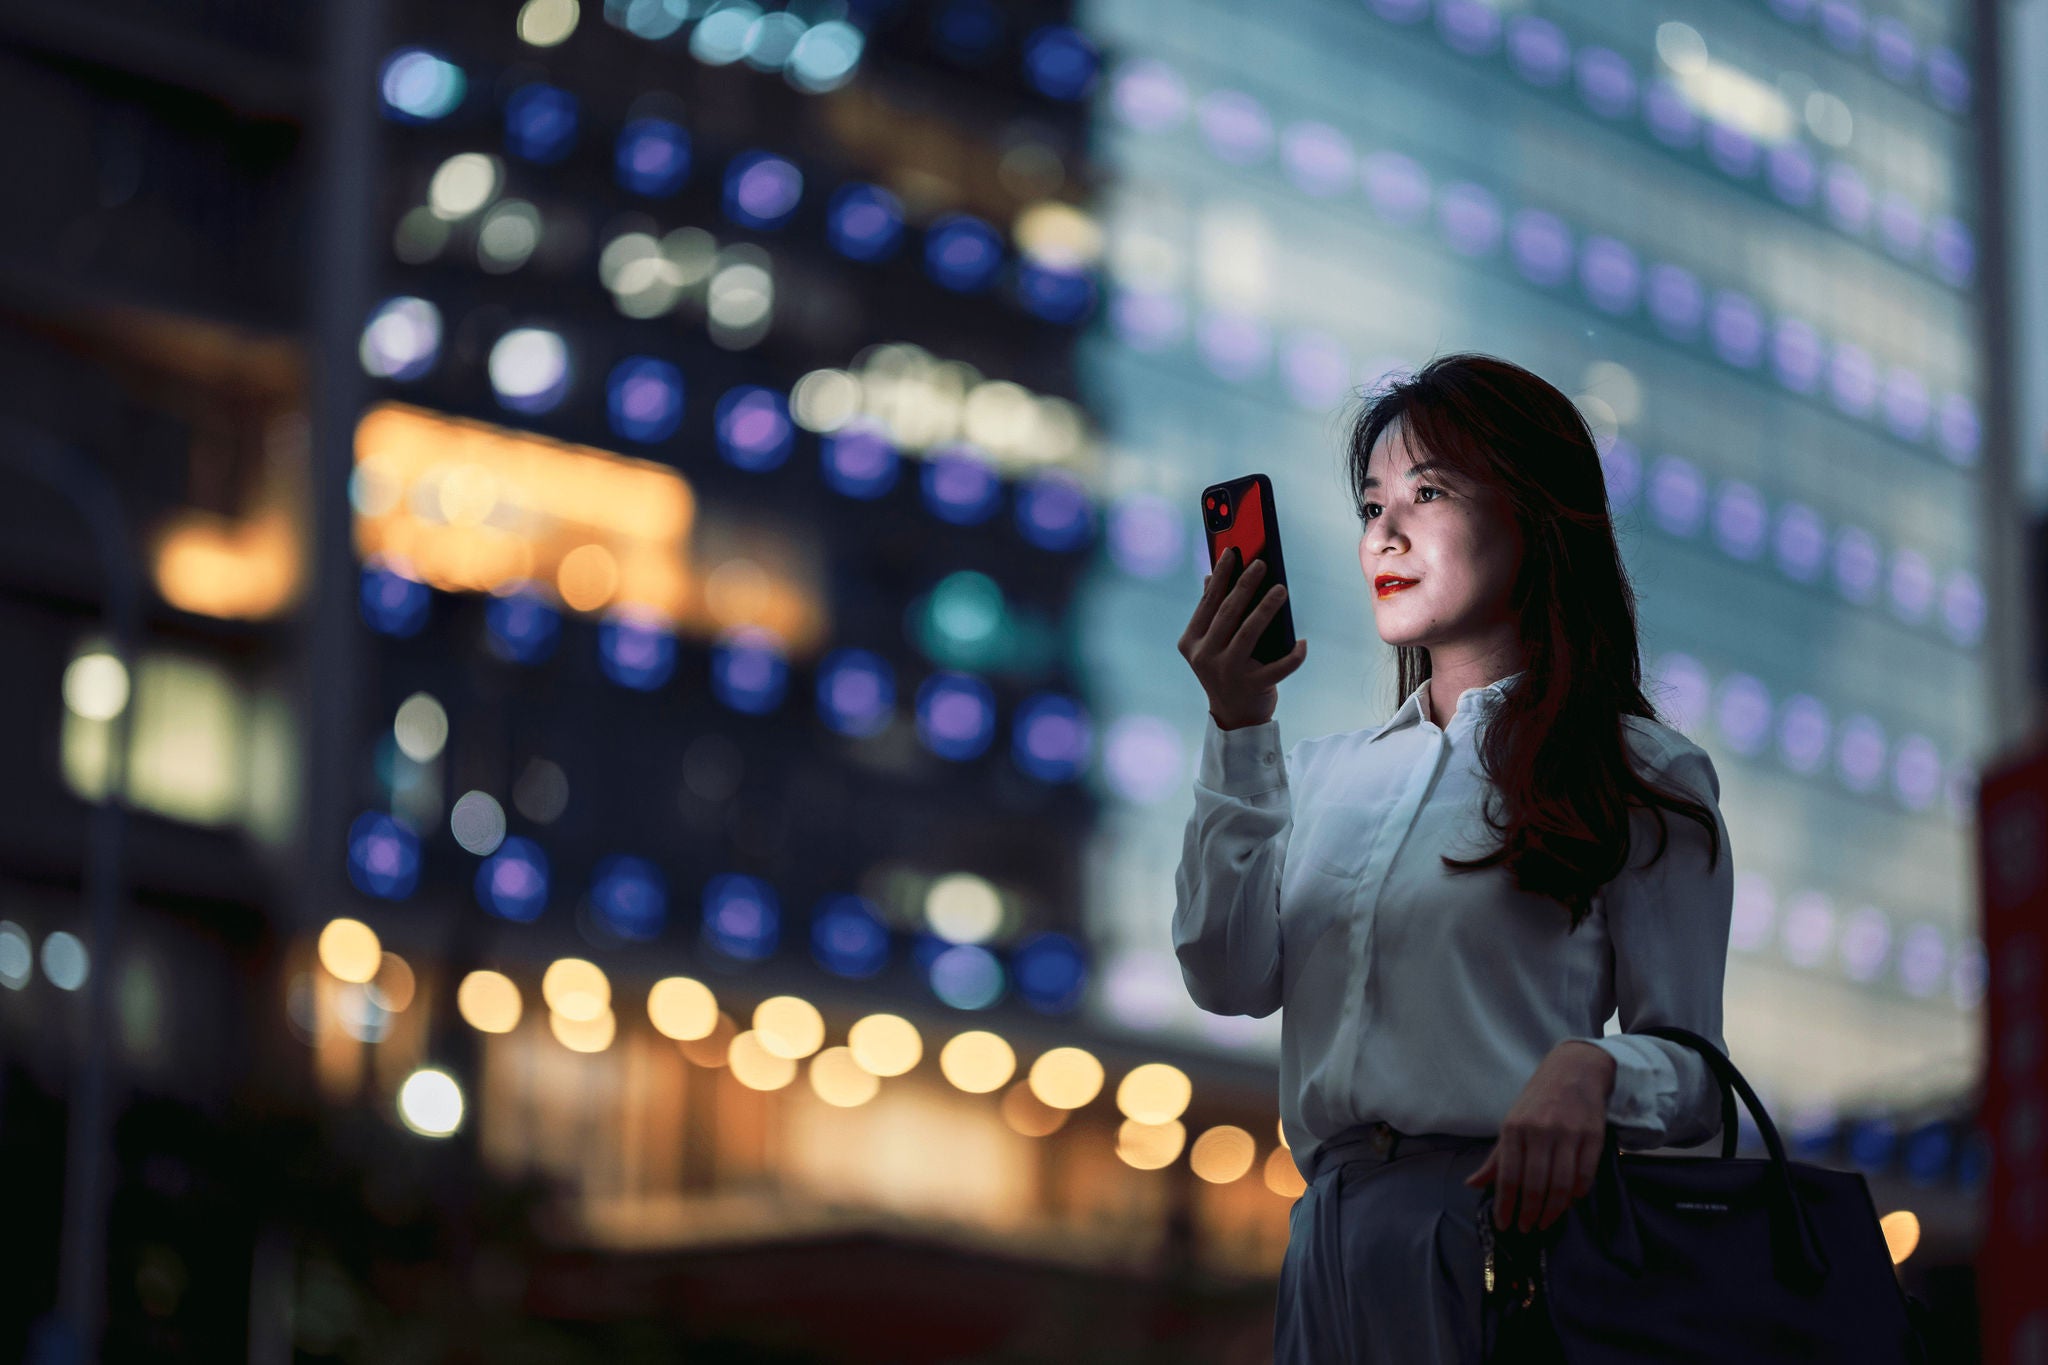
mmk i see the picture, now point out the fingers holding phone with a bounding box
[1179,545,1308,731]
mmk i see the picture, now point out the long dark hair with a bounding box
[1339,351,1721,933]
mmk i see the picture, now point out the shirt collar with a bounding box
[1367,668,1526,742]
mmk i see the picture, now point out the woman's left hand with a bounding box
[1463,1040,1618,1232]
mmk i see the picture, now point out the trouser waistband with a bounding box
[1308,1121,1492,1182]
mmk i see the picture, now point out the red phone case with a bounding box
[1201,474,1297,666]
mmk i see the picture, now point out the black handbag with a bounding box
[1477,1025,1935,1363]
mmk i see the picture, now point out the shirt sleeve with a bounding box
[1170,712,1297,1018]
[1577,743,1735,1151]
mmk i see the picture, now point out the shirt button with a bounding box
[1261,752,1276,765]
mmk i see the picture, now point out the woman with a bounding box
[1172,352,1733,1363]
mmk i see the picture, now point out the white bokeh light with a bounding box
[393,692,449,763]
[1778,891,1835,969]
[398,1067,465,1136]
[428,152,500,220]
[925,873,1002,944]
[1103,715,1186,805]
[359,297,443,381]
[517,0,579,46]
[62,651,130,721]
[478,200,543,273]
[1729,871,1776,952]
[41,930,89,991]
[0,921,31,990]
[449,790,507,855]
[489,327,571,410]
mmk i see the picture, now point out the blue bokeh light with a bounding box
[359,562,431,637]
[1012,931,1088,1013]
[1956,1128,1988,1190]
[615,117,691,197]
[1011,692,1092,782]
[932,0,1004,63]
[1847,1117,1897,1172]
[609,0,688,38]
[360,296,443,381]
[712,627,789,714]
[920,444,1001,524]
[607,355,686,444]
[827,182,906,262]
[924,213,1004,292]
[1014,262,1096,323]
[821,422,900,498]
[1015,470,1095,551]
[598,611,678,690]
[703,873,780,960]
[811,894,891,979]
[816,648,896,737]
[915,671,996,761]
[484,586,561,664]
[348,811,422,900]
[912,929,949,971]
[504,82,579,164]
[928,942,1005,1009]
[1022,24,1100,100]
[1788,1109,1840,1161]
[787,19,865,93]
[715,384,795,470]
[380,48,467,122]
[475,836,550,922]
[687,1,752,57]
[591,854,667,942]
[1901,1122,1952,1186]
[722,149,803,229]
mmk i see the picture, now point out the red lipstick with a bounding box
[1374,574,1418,598]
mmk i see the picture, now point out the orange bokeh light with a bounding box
[352,402,826,650]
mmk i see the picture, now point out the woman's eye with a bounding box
[1359,486,1441,520]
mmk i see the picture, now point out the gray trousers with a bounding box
[1274,1122,1496,1365]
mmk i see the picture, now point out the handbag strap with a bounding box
[1635,1024,1739,1158]
[1635,1025,1776,1157]
[1602,1025,1832,1286]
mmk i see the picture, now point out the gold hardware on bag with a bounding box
[1477,1204,1541,1310]
[1478,1205,1497,1294]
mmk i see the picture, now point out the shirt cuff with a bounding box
[1575,1034,1678,1143]
[1199,713,1285,797]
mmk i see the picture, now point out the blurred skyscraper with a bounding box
[2009,0,2048,679]
[1071,0,2005,1247]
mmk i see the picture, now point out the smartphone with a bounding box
[1200,473,1297,665]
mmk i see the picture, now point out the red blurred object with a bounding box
[1975,735,2048,1363]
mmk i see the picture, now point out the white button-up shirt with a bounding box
[1173,668,1734,1180]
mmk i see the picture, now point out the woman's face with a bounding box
[1356,417,1525,654]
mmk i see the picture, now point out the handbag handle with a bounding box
[1586,1025,1831,1288]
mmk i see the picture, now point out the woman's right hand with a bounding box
[1178,547,1309,731]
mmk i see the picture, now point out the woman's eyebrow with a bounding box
[1360,461,1451,489]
